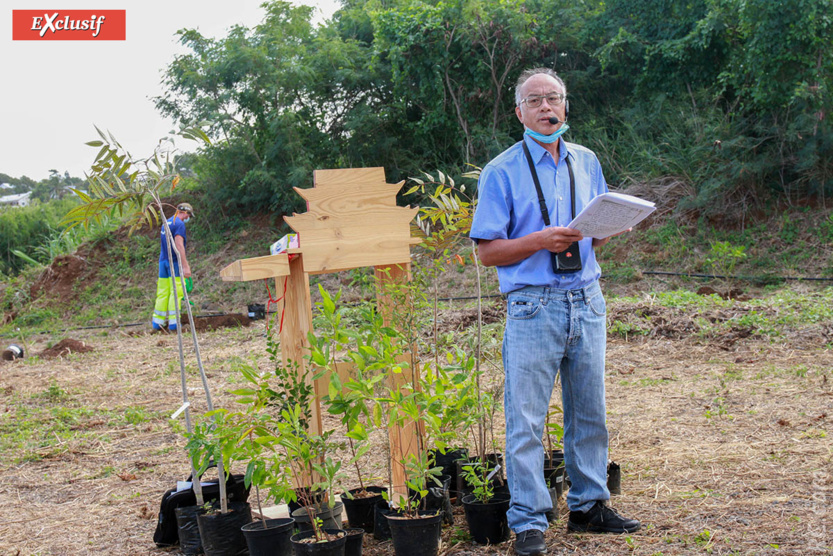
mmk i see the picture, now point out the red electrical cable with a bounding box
[263,277,289,336]
[263,253,299,336]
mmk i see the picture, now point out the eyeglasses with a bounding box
[521,93,566,108]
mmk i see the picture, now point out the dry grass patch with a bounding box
[0,290,830,555]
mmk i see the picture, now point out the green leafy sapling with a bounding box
[461,461,500,503]
[277,403,347,541]
[310,287,383,495]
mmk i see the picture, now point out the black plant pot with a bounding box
[242,518,295,556]
[408,474,453,525]
[457,457,507,502]
[373,500,394,541]
[544,462,566,498]
[607,461,621,495]
[197,501,253,556]
[344,528,364,556]
[290,529,347,556]
[292,502,344,533]
[340,486,385,532]
[386,512,442,556]
[175,505,202,555]
[288,487,327,515]
[544,449,564,467]
[429,448,468,501]
[544,451,566,523]
[461,493,511,545]
[484,452,505,478]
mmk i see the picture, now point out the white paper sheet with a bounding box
[567,192,656,238]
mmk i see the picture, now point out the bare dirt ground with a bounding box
[0,294,830,556]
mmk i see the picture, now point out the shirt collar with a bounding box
[523,134,570,165]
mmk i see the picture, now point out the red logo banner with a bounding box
[12,10,126,40]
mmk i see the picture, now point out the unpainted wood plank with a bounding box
[288,226,418,274]
[311,167,387,187]
[293,181,405,211]
[219,253,291,282]
[285,205,418,231]
[277,255,320,437]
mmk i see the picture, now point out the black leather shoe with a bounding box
[514,529,547,555]
[567,501,640,534]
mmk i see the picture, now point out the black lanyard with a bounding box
[522,139,576,224]
[522,139,582,273]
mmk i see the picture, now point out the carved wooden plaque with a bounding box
[284,167,420,275]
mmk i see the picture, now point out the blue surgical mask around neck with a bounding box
[524,124,570,144]
[181,216,190,224]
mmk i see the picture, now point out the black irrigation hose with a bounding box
[639,270,833,282]
[0,312,235,338]
[3,270,831,338]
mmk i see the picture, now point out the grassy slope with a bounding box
[1,203,831,341]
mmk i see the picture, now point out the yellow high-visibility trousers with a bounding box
[152,261,183,330]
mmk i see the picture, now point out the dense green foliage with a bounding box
[154,0,832,219]
[0,199,81,275]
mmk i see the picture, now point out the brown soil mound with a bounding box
[183,314,251,331]
[39,338,94,358]
[28,220,157,304]
[29,254,89,301]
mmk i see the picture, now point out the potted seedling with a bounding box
[315,284,445,555]
[309,288,387,534]
[216,350,307,556]
[185,412,253,556]
[280,401,349,556]
[421,361,476,505]
[234,335,350,554]
[223,342,348,555]
[460,460,511,545]
[408,171,477,500]
[411,169,513,547]
[383,447,445,556]
[379,356,445,556]
[544,399,566,503]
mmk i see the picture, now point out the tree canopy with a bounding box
[154,0,833,220]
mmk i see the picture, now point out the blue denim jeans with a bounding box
[503,282,610,533]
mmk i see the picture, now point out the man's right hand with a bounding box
[538,226,583,254]
[478,226,585,267]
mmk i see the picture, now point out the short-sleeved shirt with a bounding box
[159,216,186,265]
[470,135,609,294]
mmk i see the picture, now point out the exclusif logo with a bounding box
[12,10,126,40]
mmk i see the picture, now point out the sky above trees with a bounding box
[0,0,339,181]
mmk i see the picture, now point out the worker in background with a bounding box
[151,203,194,332]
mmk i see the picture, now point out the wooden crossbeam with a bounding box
[219,253,291,282]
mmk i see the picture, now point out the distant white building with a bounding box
[0,192,32,207]
[0,183,13,190]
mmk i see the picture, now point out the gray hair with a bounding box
[514,68,566,106]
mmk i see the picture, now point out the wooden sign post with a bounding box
[220,167,421,499]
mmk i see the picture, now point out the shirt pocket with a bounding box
[507,298,541,320]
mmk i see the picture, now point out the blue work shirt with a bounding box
[470,136,609,294]
[159,215,187,266]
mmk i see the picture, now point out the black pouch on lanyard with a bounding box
[523,140,582,274]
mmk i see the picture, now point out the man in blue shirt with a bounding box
[470,68,639,555]
[152,202,194,332]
